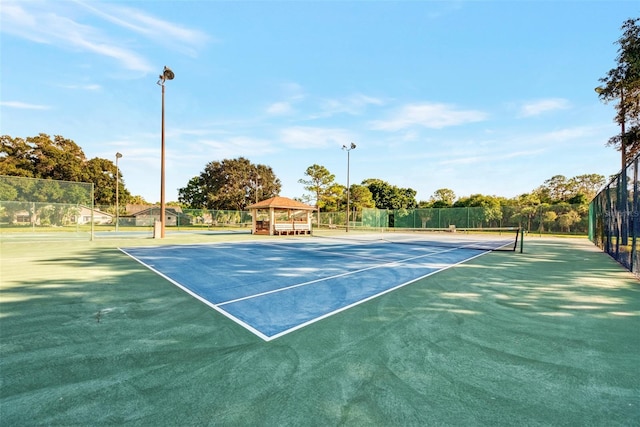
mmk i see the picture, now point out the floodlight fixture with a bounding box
[157,66,175,86]
[163,66,175,80]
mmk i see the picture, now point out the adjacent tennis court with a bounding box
[121,230,517,340]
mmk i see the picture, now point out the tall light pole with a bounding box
[115,152,122,232]
[157,66,175,238]
[342,142,356,232]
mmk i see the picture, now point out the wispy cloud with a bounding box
[439,149,544,166]
[0,2,49,43]
[198,136,277,158]
[0,1,153,72]
[75,0,211,56]
[59,83,102,91]
[519,98,571,117]
[267,102,294,116]
[280,126,356,148]
[438,125,594,167]
[513,126,594,148]
[370,103,487,131]
[266,82,306,116]
[317,94,384,117]
[0,0,210,73]
[0,101,50,110]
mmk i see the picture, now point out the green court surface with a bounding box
[1,234,638,426]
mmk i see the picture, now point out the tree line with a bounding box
[175,157,602,233]
[0,134,606,213]
[0,133,146,206]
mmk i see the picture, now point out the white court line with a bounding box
[216,244,464,307]
[255,238,408,263]
[264,248,493,341]
[119,239,497,341]
[118,247,272,341]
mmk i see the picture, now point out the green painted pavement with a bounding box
[1,235,638,426]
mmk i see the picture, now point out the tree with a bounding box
[596,18,640,164]
[513,193,541,231]
[178,176,207,208]
[541,210,558,233]
[298,164,337,215]
[542,175,569,201]
[534,174,605,204]
[324,183,345,212]
[0,134,137,206]
[0,179,18,201]
[362,178,418,210]
[189,157,281,210]
[0,135,34,177]
[454,194,503,226]
[558,210,581,233]
[567,174,606,201]
[348,184,375,211]
[429,188,456,207]
[0,133,89,181]
[128,195,148,205]
[30,134,87,182]
[251,164,280,204]
[84,157,131,206]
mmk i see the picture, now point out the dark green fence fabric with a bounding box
[352,205,590,234]
[589,153,639,276]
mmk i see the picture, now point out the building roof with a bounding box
[246,196,315,211]
[131,207,183,216]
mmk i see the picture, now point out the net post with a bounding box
[90,183,94,241]
[519,228,524,253]
[511,227,522,252]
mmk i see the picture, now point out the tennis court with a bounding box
[1,233,639,426]
[121,230,517,340]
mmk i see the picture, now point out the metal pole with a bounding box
[161,82,166,238]
[90,184,94,241]
[342,142,356,232]
[620,87,628,246]
[346,149,350,232]
[115,152,122,232]
[157,66,174,239]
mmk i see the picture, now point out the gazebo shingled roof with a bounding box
[246,196,315,211]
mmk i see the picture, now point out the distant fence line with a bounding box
[589,152,640,277]
[2,175,593,239]
[322,204,590,234]
[0,175,96,238]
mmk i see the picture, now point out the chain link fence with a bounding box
[2,175,597,242]
[319,204,590,234]
[0,175,95,239]
[589,153,639,276]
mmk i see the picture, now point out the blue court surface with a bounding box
[120,238,495,341]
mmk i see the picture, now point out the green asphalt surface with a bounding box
[1,234,638,426]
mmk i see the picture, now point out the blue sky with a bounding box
[1,1,638,204]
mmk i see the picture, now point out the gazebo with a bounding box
[246,196,316,236]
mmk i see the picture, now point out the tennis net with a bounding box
[312,226,522,252]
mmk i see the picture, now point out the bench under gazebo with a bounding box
[246,196,316,236]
